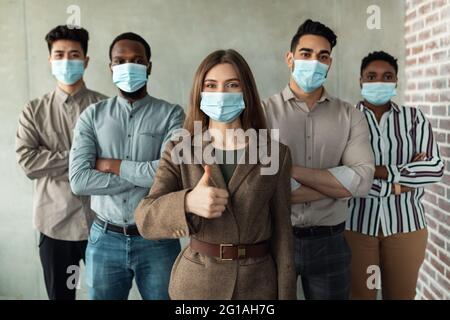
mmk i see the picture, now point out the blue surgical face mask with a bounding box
[51,59,85,85]
[200,92,245,123]
[112,63,148,93]
[361,82,397,106]
[292,60,329,93]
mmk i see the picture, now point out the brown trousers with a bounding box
[344,228,428,300]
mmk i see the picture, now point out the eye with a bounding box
[227,82,240,88]
[300,52,311,58]
[385,75,394,81]
[204,83,217,89]
[319,55,329,62]
[367,75,375,81]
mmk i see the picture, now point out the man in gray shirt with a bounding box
[15,25,107,300]
[262,19,374,299]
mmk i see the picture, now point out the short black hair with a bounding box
[109,32,151,61]
[360,51,398,76]
[290,19,337,52]
[45,25,89,55]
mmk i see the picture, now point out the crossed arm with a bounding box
[69,105,185,195]
[291,111,375,204]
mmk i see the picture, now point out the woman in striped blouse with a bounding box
[345,51,444,300]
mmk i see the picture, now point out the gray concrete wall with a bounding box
[0,0,405,299]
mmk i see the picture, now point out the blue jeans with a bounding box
[85,221,180,300]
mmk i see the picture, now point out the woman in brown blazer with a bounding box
[135,49,296,300]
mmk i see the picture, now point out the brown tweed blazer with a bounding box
[135,137,296,300]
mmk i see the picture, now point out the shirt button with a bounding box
[124,219,128,223]
[308,156,312,160]
[123,199,127,203]
[128,134,131,138]
[126,156,129,159]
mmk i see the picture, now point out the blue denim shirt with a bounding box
[69,94,185,226]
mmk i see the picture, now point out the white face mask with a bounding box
[112,63,148,92]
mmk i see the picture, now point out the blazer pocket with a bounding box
[182,246,206,266]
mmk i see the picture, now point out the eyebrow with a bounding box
[204,78,240,82]
[298,48,331,55]
[53,49,81,54]
[112,54,145,59]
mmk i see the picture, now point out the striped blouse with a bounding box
[347,101,444,236]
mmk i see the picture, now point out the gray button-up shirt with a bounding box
[263,86,375,227]
[69,94,185,226]
[15,84,107,241]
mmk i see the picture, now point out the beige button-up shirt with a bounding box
[262,86,374,227]
[16,84,107,241]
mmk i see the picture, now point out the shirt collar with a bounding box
[359,100,401,113]
[117,93,152,111]
[281,85,331,104]
[54,82,88,104]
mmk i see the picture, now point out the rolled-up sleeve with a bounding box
[332,108,375,197]
[69,105,135,196]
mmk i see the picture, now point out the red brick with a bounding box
[432,50,448,62]
[440,63,450,75]
[432,78,447,89]
[419,55,432,64]
[440,93,450,102]
[432,105,447,115]
[432,0,448,11]
[413,44,425,54]
[425,40,439,50]
[426,12,440,25]
[426,93,440,102]
[425,66,438,76]
[428,183,447,196]
[432,23,447,36]
[406,9,417,22]
[419,3,432,15]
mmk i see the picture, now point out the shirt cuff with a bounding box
[379,180,393,197]
[119,160,135,181]
[386,165,401,183]
[328,166,360,196]
[291,178,301,191]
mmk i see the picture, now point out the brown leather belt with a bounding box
[190,238,270,261]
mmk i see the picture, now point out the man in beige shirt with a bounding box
[15,25,106,300]
[263,19,374,300]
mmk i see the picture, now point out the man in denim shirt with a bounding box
[69,32,184,300]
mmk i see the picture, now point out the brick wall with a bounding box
[404,0,450,300]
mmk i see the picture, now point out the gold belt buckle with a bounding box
[219,244,233,261]
[237,245,246,259]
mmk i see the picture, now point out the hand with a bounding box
[412,153,427,162]
[185,165,229,219]
[391,184,414,194]
[95,159,122,175]
[374,166,388,180]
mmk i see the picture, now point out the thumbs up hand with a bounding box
[185,165,229,219]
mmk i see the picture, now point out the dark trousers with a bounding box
[38,233,87,300]
[294,231,352,300]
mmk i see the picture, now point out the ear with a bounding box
[285,51,294,70]
[359,77,363,89]
[84,56,90,69]
[147,62,152,77]
[109,62,113,74]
